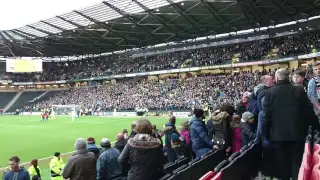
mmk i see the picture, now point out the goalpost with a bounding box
[51,105,81,122]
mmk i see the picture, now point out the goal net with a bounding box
[52,105,81,120]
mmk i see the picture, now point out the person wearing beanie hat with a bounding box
[49,152,64,180]
[87,137,100,160]
[62,138,96,180]
[97,138,122,180]
[240,112,256,147]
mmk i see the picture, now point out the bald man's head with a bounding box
[260,75,274,87]
[116,133,124,141]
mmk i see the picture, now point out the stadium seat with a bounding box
[239,145,248,153]
[190,157,206,180]
[199,171,215,180]
[211,172,222,180]
[228,151,240,161]
[158,173,172,180]
[172,164,187,174]
[176,157,189,166]
[174,165,191,180]
[164,162,177,174]
[214,160,229,173]
[312,150,320,167]
[311,167,320,180]
[188,157,200,166]
[202,149,226,173]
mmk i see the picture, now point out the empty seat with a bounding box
[228,151,240,161]
[239,145,248,153]
[211,172,222,180]
[199,171,215,180]
[158,173,172,180]
[214,160,229,173]
[311,167,320,180]
[174,165,191,180]
[176,157,189,166]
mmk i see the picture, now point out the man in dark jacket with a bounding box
[114,133,127,153]
[87,137,100,159]
[190,109,218,158]
[240,111,256,147]
[62,138,96,180]
[263,68,319,180]
[162,116,178,162]
[129,121,137,138]
[97,138,123,180]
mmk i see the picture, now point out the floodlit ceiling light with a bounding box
[156,9,159,12]
[181,2,184,6]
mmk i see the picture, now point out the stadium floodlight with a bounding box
[52,105,81,122]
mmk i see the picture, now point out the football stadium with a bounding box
[1,0,320,180]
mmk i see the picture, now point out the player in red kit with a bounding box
[41,110,45,122]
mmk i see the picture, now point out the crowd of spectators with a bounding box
[0,31,319,82]
[32,71,267,111]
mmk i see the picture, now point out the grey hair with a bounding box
[74,138,87,150]
[275,68,290,81]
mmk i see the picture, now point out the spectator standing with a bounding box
[3,156,30,180]
[253,75,274,111]
[235,92,251,117]
[263,68,319,180]
[190,109,218,158]
[49,152,64,180]
[308,62,320,119]
[163,116,179,162]
[118,119,164,180]
[114,133,127,153]
[97,138,122,180]
[231,115,242,153]
[129,121,137,138]
[62,138,96,180]
[211,104,234,151]
[240,111,256,147]
[28,159,41,180]
[87,137,100,159]
[292,68,308,91]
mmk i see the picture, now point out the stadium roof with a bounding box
[0,0,319,57]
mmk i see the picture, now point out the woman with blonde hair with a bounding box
[28,159,41,180]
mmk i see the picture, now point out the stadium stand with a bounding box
[0,92,16,109]
[2,1,320,180]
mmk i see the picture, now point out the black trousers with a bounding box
[273,142,304,180]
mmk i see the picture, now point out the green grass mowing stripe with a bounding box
[0,115,186,180]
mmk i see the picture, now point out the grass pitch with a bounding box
[0,115,186,180]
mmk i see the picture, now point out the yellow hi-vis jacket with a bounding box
[49,157,65,180]
[28,165,42,179]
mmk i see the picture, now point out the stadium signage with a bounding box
[11,52,320,86]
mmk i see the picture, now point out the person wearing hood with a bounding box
[62,138,96,180]
[87,137,100,159]
[211,104,234,151]
[3,156,30,180]
[118,119,164,180]
[190,109,219,158]
[240,111,256,146]
[308,62,320,118]
[162,116,179,162]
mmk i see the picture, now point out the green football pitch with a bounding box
[0,115,185,180]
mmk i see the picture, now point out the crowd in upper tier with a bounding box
[0,31,319,82]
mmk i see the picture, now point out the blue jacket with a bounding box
[3,168,30,180]
[97,147,122,180]
[256,111,272,148]
[189,116,214,152]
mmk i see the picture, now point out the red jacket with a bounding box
[232,127,242,153]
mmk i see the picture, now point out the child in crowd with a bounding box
[171,133,188,159]
[240,111,256,147]
[231,115,242,152]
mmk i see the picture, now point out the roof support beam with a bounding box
[132,0,182,41]
[102,1,163,43]
[166,0,202,33]
[40,20,98,46]
[271,0,295,21]
[237,0,255,29]
[0,32,16,57]
[200,0,224,27]
[73,10,139,47]
[56,15,119,48]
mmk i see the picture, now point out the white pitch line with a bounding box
[0,124,53,128]
[0,141,116,171]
